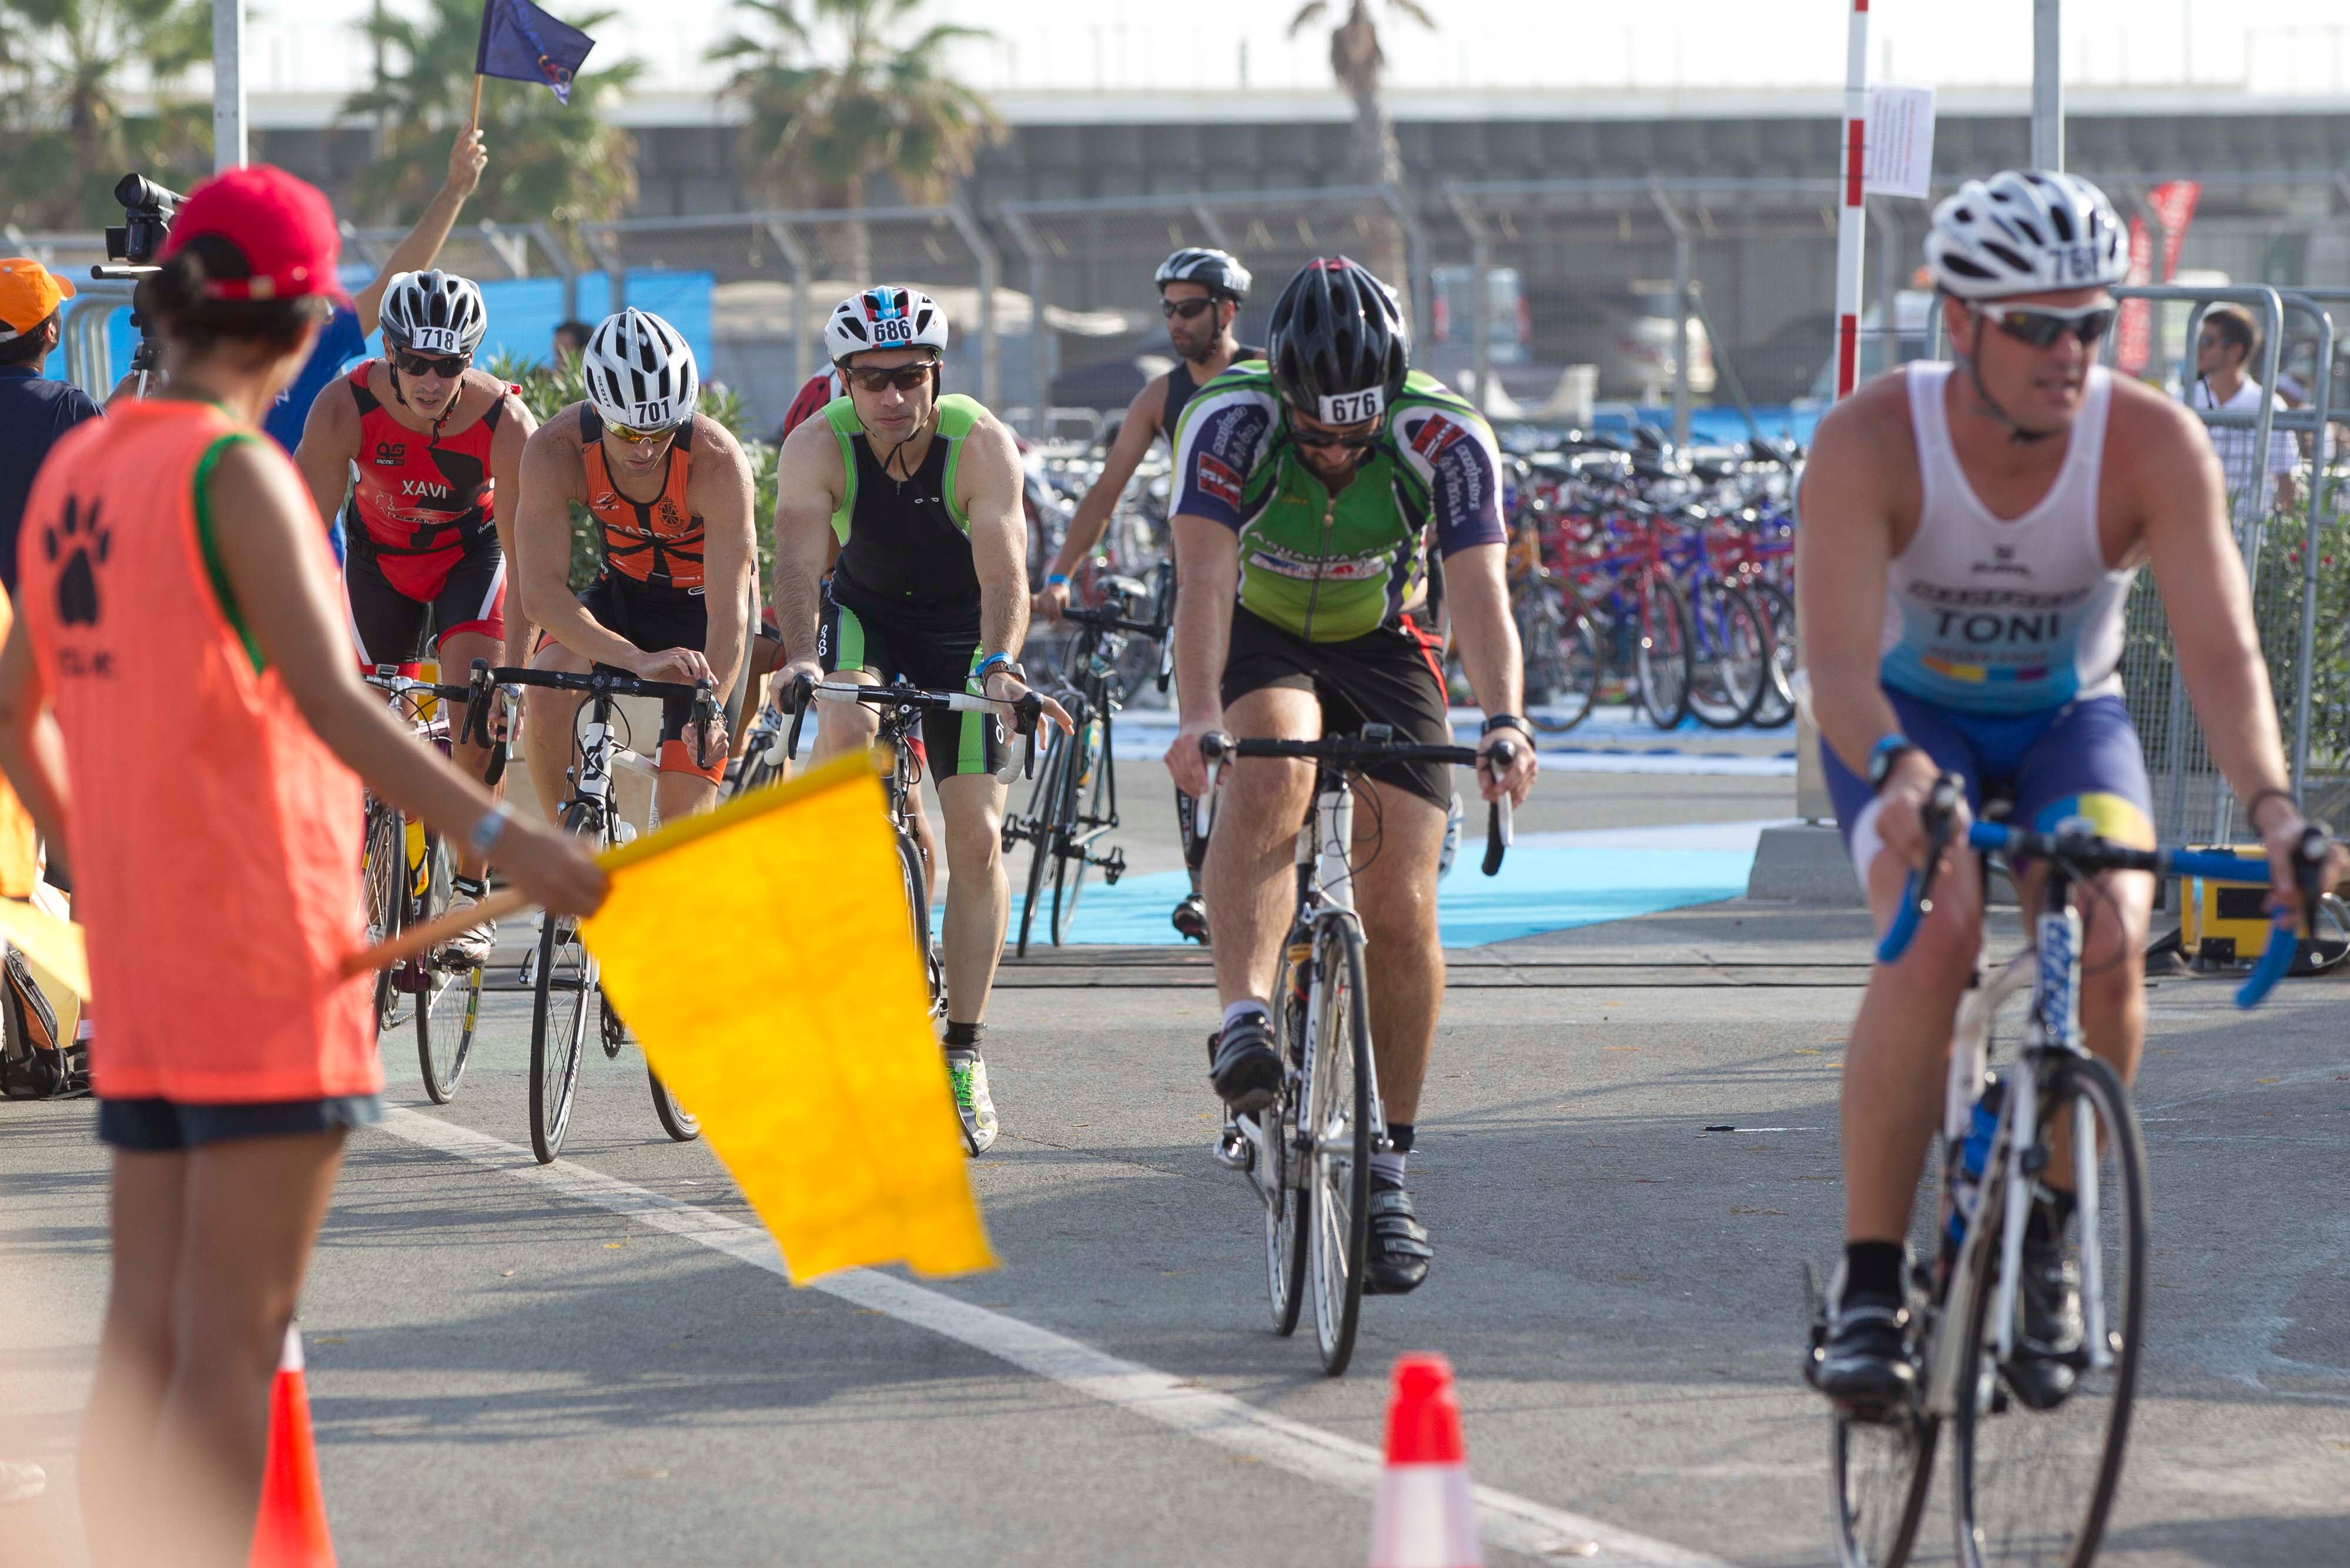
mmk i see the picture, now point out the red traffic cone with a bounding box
[1367,1353,1482,1568]
[249,1323,337,1568]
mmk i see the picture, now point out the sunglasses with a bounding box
[845,363,937,394]
[1161,297,1218,321]
[1286,413,1378,451]
[1974,301,2115,350]
[607,419,679,446]
[393,350,468,379]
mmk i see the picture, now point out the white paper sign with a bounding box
[1864,85,1937,200]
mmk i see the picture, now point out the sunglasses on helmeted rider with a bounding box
[1285,411,1380,451]
[1161,297,1218,321]
[845,362,938,394]
[1973,301,2116,350]
[393,350,468,378]
[606,418,679,446]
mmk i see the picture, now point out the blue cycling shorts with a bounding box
[1821,689,2154,886]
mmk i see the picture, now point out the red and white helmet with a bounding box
[826,286,950,366]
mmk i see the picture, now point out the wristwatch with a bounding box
[1480,713,1534,741]
[1866,733,1919,793]
[975,654,1027,686]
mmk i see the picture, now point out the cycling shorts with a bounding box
[1822,688,2155,886]
[563,574,748,783]
[345,530,504,665]
[1220,607,1454,811]
[816,581,1003,780]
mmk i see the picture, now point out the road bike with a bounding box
[781,675,1043,1020]
[484,661,717,1163]
[1003,577,1169,953]
[360,662,503,1104]
[1197,726,1517,1376]
[1813,775,2329,1568]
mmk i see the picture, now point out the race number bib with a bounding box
[1317,387,1385,425]
[410,326,462,354]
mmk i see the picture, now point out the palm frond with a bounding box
[1287,1,1329,37]
[1385,0,1437,30]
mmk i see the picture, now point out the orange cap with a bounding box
[0,259,74,341]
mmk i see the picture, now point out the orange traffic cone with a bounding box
[1367,1353,1482,1568]
[249,1323,336,1568]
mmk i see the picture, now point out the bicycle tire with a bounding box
[649,1060,701,1142]
[1308,917,1372,1376]
[1263,937,1308,1337]
[1523,583,1601,733]
[413,832,478,1104]
[1686,578,1769,729]
[527,801,598,1164]
[896,822,946,1018]
[1746,579,1799,730]
[362,802,404,1034]
[1050,722,1109,946]
[1014,728,1066,957]
[1636,577,1695,731]
[1951,1053,2148,1568]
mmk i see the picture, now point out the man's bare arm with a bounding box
[1047,378,1167,581]
[1795,385,1911,775]
[352,126,487,336]
[488,385,538,669]
[770,417,845,671]
[292,380,360,537]
[692,418,758,697]
[959,420,1032,663]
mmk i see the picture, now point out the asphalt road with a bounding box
[4,763,2345,1567]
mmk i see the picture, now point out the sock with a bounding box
[1843,1241,1906,1305]
[943,1020,983,1054]
[1370,1122,1414,1187]
[1221,999,1270,1036]
[2027,1185,2078,1244]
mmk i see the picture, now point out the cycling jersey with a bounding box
[580,406,705,590]
[1171,365,1504,642]
[1879,361,2136,715]
[1160,347,1263,446]
[343,363,503,566]
[825,393,986,629]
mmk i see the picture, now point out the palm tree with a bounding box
[1288,0,1433,311]
[0,0,211,227]
[343,0,642,229]
[708,0,1001,281]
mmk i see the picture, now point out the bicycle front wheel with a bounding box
[649,1061,701,1142]
[1523,583,1600,733]
[362,802,404,1034]
[413,832,478,1103]
[1952,1053,2148,1568]
[1744,579,1798,729]
[1263,940,1308,1337]
[1307,919,1372,1376]
[1050,724,1108,946]
[1635,577,1695,731]
[1015,728,1067,957]
[528,802,598,1163]
[1685,579,1769,729]
[898,822,945,1018]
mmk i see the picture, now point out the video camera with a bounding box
[92,172,186,387]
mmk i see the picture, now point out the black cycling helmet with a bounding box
[1266,256,1409,424]
[1156,247,1251,303]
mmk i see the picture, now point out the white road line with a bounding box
[378,1107,1729,1568]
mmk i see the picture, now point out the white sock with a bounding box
[1221,998,1270,1035]
[1370,1151,1407,1187]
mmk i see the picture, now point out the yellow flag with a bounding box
[0,895,88,1001]
[580,753,995,1284]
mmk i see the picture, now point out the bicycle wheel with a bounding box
[1523,584,1601,733]
[1014,728,1067,957]
[1951,1054,2148,1568]
[1746,579,1799,730]
[1635,577,1694,731]
[1686,579,1769,729]
[1263,937,1308,1337]
[361,802,404,1034]
[1307,918,1372,1376]
[528,802,598,1164]
[648,1060,701,1142]
[1050,721,1108,946]
[896,822,945,1018]
[413,833,479,1104]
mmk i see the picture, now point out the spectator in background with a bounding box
[551,318,592,366]
[2188,304,2299,521]
[0,259,103,597]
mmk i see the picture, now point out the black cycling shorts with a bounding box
[346,529,506,666]
[817,582,1004,779]
[563,574,750,782]
[1220,606,1454,810]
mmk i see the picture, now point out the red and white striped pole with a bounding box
[1833,0,1871,399]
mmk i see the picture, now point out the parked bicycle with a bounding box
[1812,773,2329,1568]
[1196,726,1517,1376]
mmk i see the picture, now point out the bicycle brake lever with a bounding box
[785,674,814,762]
[2238,823,2332,1009]
[1482,739,1517,877]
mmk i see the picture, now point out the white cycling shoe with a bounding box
[947,1050,997,1154]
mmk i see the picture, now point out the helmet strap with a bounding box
[1959,347,2063,447]
[878,401,938,483]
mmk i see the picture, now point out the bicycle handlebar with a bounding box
[782,675,1044,781]
[481,662,719,772]
[1194,730,1517,877]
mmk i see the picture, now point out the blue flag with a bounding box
[474,0,595,106]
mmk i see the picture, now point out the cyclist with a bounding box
[1162,257,1538,1294]
[514,307,758,828]
[1036,247,1261,943]
[294,268,536,962]
[772,286,1070,1154]
[1799,170,2346,1409]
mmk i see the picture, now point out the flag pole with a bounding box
[468,73,485,131]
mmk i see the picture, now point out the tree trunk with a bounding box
[1331,4,1412,326]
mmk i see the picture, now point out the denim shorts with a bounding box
[96,1094,384,1152]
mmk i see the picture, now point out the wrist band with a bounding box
[974,652,1012,682]
[1480,713,1534,739]
[2245,787,2300,833]
[466,802,514,861]
[1045,572,1069,587]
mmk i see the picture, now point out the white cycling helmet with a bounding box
[1156,247,1251,301]
[582,307,699,431]
[826,286,950,366]
[1924,170,2128,300]
[381,269,487,357]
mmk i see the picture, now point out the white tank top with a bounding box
[1878,361,2137,715]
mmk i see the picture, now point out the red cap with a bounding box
[1382,1353,1467,1466]
[160,165,343,302]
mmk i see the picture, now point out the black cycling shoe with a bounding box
[1809,1294,1917,1410]
[1171,892,1210,944]
[1208,1015,1280,1113]
[1363,1181,1433,1295]
[2006,1238,2084,1412]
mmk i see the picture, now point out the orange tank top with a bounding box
[15,401,375,1103]
[581,406,704,588]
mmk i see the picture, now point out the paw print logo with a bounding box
[45,495,109,628]
[658,498,682,529]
